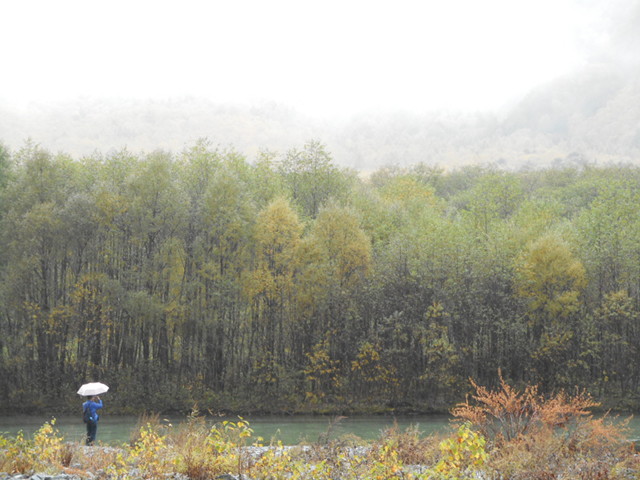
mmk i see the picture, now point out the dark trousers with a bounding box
[86,421,98,445]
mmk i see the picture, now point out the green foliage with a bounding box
[128,423,171,478]
[0,419,72,475]
[278,140,352,219]
[351,341,399,400]
[3,140,640,413]
[0,142,11,200]
[420,304,461,401]
[365,436,405,479]
[516,233,587,320]
[304,338,342,402]
[514,234,587,386]
[307,203,372,290]
[460,171,523,236]
[432,423,488,479]
[169,416,258,479]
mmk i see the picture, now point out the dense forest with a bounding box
[1,138,640,415]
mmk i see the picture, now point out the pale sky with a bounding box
[0,0,632,117]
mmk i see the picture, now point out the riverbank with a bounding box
[0,441,431,480]
[1,435,638,480]
[2,383,638,479]
[1,419,638,480]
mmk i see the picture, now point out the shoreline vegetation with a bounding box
[1,378,638,479]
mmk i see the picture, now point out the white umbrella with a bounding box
[77,382,109,396]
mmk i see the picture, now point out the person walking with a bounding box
[82,395,103,445]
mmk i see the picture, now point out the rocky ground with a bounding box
[0,474,248,480]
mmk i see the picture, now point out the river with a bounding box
[0,413,635,445]
[0,414,452,445]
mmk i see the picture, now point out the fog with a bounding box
[1,0,639,169]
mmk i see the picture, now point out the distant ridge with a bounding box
[2,65,639,170]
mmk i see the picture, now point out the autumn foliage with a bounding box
[452,373,634,479]
[453,373,598,443]
[1,398,637,480]
[5,141,640,415]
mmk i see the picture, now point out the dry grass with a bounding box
[374,422,442,466]
[128,411,164,446]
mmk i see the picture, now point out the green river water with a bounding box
[1,413,638,445]
[0,414,453,445]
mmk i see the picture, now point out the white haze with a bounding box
[1,0,639,169]
[0,0,629,117]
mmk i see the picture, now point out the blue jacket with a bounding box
[83,399,103,423]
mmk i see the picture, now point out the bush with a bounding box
[452,373,600,444]
[0,419,77,475]
[452,373,632,479]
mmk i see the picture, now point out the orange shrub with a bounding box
[452,372,633,479]
[452,372,599,445]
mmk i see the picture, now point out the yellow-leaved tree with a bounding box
[296,203,373,397]
[515,233,587,387]
[245,197,303,396]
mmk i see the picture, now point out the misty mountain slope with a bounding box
[502,66,640,161]
[572,73,640,155]
[2,67,640,169]
[331,112,502,169]
[503,69,627,137]
[3,98,328,158]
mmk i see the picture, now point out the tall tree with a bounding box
[515,234,587,387]
[278,140,352,218]
[245,197,303,397]
[297,204,372,386]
